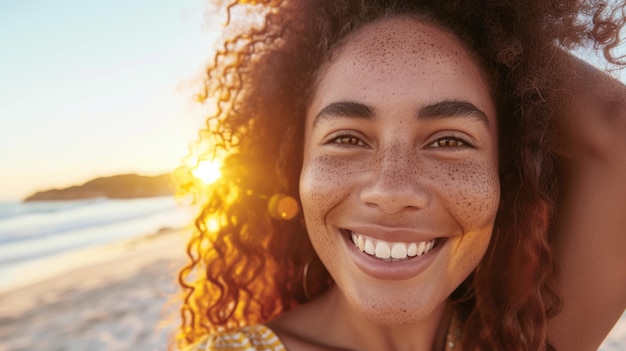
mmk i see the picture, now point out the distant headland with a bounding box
[23,174,174,202]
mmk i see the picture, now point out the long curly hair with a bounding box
[174,0,626,350]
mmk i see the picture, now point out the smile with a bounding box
[349,231,438,262]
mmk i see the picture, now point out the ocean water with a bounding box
[0,196,193,291]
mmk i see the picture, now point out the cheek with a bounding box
[432,158,500,275]
[300,156,345,219]
[299,156,357,271]
[428,158,500,229]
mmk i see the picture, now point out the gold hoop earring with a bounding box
[303,261,313,300]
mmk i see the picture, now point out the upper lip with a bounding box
[342,224,441,243]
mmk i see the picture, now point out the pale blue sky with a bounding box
[0,0,219,200]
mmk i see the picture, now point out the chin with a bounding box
[341,286,448,326]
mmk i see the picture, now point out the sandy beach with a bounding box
[0,227,190,351]
[0,226,624,351]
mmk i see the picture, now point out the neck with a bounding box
[317,287,453,351]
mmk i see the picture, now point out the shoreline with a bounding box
[0,227,191,350]
[0,225,191,297]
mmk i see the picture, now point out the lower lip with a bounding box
[343,233,444,281]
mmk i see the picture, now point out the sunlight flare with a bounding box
[192,159,222,184]
[206,216,221,233]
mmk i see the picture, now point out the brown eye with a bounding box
[327,133,366,147]
[429,137,471,148]
[437,138,464,147]
[336,136,361,145]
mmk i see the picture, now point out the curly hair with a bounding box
[174,0,626,350]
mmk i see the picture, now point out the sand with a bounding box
[0,228,190,351]
[0,227,623,351]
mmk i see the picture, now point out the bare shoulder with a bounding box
[548,51,626,350]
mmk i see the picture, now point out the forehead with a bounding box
[334,16,470,72]
[309,16,495,122]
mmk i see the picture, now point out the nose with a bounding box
[359,149,430,214]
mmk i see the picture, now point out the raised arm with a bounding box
[548,54,626,350]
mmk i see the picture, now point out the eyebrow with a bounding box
[313,99,490,128]
[313,101,375,127]
[418,100,490,127]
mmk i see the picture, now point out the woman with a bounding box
[175,0,626,350]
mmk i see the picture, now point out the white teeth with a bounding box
[407,243,417,257]
[391,243,407,259]
[350,231,437,261]
[364,238,375,255]
[375,242,391,259]
[357,235,366,251]
[416,241,426,256]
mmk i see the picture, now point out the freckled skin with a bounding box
[300,17,500,328]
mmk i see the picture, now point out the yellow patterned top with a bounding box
[185,313,461,351]
[185,325,286,351]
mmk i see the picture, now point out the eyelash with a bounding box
[324,132,475,149]
[325,132,367,147]
[428,135,474,149]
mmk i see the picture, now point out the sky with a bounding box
[0,2,624,201]
[0,0,221,200]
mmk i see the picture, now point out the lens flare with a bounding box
[206,216,221,233]
[192,159,222,184]
[268,193,299,220]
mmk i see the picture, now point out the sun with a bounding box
[192,159,222,184]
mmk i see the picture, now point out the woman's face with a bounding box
[300,17,500,325]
